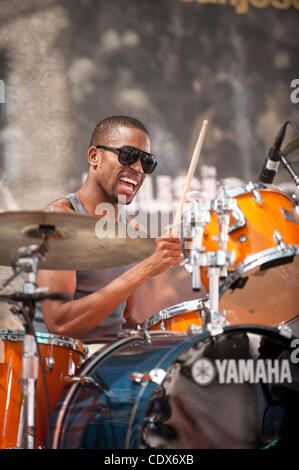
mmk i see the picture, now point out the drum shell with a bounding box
[185,188,299,327]
[143,299,207,333]
[0,330,87,448]
[51,326,299,449]
[200,189,299,266]
[147,309,202,333]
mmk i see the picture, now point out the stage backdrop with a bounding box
[0,0,298,326]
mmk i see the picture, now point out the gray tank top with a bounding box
[34,193,128,343]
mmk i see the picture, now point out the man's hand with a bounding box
[142,235,182,277]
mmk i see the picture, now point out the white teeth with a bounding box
[120,177,138,186]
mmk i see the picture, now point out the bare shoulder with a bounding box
[44,198,75,215]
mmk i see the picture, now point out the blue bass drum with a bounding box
[50,325,299,449]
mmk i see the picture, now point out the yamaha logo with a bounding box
[192,358,216,386]
[192,358,293,386]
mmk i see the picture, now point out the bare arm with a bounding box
[38,236,181,337]
[121,293,139,329]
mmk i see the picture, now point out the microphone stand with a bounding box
[280,138,299,188]
[280,153,299,188]
[207,188,236,333]
[185,188,236,334]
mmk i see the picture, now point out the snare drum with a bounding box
[50,326,299,449]
[142,299,208,333]
[0,330,87,448]
[184,185,299,328]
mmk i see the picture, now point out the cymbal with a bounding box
[0,211,156,270]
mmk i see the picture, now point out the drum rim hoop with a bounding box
[51,324,293,449]
[219,244,299,294]
[225,183,294,202]
[142,298,208,329]
[0,329,88,357]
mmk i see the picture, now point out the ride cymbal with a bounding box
[0,211,155,270]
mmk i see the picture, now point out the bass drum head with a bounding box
[51,326,299,449]
[220,255,299,328]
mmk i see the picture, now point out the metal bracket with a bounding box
[137,325,152,344]
[45,356,55,373]
[65,375,115,397]
[228,205,246,233]
[273,231,287,251]
[129,368,166,385]
[277,324,292,339]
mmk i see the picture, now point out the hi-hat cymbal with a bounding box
[0,211,155,270]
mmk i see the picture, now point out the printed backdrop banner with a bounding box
[0,0,298,325]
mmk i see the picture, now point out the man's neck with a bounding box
[76,178,119,219]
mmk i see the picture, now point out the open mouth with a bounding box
[118,176,139,195]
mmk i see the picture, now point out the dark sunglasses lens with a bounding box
[118,146,139,166]
[141,153,157,174]
[119,146,157,174]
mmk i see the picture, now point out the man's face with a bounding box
[94,125,150,205]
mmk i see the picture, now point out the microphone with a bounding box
[259,121,289,184]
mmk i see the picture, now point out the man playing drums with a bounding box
[36,116,182,352]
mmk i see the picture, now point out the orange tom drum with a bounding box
[0,330,87,449]
[142,299,208,333]
[184,184,299,329]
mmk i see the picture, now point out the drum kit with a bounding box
[50,182,299,450]
[0,131,299,449]
[0,211,155,449]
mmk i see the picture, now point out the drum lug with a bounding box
[118,329,138,338]
[273,231,287,251]
[207,320,225,336]
[187,324,204,336]
[252,189,263,206]
[129,372,150,384]
[45,356,55,372]
[228,205,246,233]
[129,368,166,385]
[65,375,115,397]
[137,325,152,344]
[243,181,263,206]
[277,324,292,339]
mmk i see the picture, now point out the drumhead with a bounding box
[225,183,293,201]
[51,325,299,449]
[220,253,299,328]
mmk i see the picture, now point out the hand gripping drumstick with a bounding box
[171,120,208,236]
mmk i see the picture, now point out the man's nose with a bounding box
[129,157,144,174]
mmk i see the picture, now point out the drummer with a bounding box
[36,115,182,354]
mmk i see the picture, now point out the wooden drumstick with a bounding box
[172,120,208,234]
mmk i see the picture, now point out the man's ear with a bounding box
[87,146,99,167]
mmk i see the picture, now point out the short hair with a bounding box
[89,115,149,147]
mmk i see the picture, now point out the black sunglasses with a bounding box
[95,145,158,174]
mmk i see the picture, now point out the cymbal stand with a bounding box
[206,188,236,333]
[184,197,211,292]
[185,188,236,335]
[10,235,49,449]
